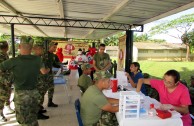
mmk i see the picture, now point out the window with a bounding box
[169,50,178,53]
[154,50,164,53]
[139,50,148,53]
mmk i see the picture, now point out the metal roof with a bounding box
[0,0,194,39]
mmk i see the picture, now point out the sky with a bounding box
[142,7,194,43]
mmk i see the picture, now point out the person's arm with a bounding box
[93,60,100,71]
[40,68,50,74]
[136,78,143,92]
[125,72,136,88]
[143,78,151,85]
[101,103,119,113]
[107,98,119,104]
[173,105,189,114]
[160,104,189,114]
[102,54,111,71]
[102,61,111,71]
[53,54,61,68]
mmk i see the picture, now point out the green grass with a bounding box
[139,61,194,86]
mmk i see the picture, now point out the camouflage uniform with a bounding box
[14,90,40,126]
[36,57,49,107]
[93,71,118,126]
[46,52,61,99]
[0,36,41,125]
[99,111,118,126]
[0,50,11,110]
[43,47,61,107]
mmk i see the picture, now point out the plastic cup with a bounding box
[111,78,118,92]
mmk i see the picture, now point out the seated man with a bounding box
[80,71,118,126]
[78,63,93,93]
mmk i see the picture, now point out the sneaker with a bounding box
[3,105,15,115]
[37,113,49,120]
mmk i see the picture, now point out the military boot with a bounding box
[3,105,15,115]
[39,105,47,113]
[37,112,49,120]
[47,98,58,107]
[0,111,7,122]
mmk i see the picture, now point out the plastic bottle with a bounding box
[148,103,156,116]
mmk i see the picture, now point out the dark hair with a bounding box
[99,43,105,47]
[54,42,58,46]
[131,62,142,73]
[164,69,180,83]
[0,41,8,50]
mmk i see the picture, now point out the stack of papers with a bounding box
[116,71,128,86]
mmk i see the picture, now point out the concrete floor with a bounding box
[0,70,81,126]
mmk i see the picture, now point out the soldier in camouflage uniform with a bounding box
[93,43,112,72]
[0,36,49,126]
[80,71,118,126]
[32,43,50,120]
[45,42,62,107]
[0,41,11,122]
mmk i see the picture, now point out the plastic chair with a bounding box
[74,99,83,126]
[53,69,71,103]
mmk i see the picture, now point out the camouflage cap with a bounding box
[33,39,44,47]
[0,41,8,46]
[0,41,8,49]
[93,71,112,81]
[81,63,92,70]
[20,36,34,44]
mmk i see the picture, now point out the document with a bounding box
[116,71,128,86]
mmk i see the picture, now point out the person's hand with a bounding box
[160,104,174,110]
[125,72,129,78]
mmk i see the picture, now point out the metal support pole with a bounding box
[125,30,133,73]
[11,24,15,57]
[92,42,95,48]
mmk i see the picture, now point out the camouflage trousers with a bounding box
[145,85,159,101]
[93,111,118,126]
[36,80,49,106]
[14,89,41,126]
[47,75,54,99]
[0,83,12,109]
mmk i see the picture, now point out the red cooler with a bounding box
[111,78,118,92]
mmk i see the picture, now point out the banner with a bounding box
[118,36,126,71]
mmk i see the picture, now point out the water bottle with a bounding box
[148,104,156,116]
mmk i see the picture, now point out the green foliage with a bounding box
[149,13,194,36]
[134,33,166,43]
[0,34,11,41]
[104,32,125,46]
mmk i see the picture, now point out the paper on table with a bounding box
[116,71,128,86]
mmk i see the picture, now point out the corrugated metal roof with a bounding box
[0,0,193,39]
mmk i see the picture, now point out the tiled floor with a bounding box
[0,70,81,126]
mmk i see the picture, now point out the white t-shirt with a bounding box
[75,54,88,65]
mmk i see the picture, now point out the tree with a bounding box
[104,32,125,46]
[149,13,194,61]
[134,33,166,43]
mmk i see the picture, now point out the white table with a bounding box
[103,88,183,126]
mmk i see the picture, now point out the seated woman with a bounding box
[143,69,191,126]
[125,62,147,95]
[80,71,118,126]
